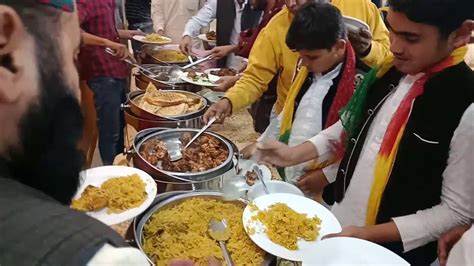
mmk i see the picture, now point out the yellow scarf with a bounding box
[365,46,467,225]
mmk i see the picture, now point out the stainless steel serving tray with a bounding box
[133,128,234,181]
[133,191,273,266]
[127,90,207,121]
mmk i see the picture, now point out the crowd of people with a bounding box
[0,0,472,265]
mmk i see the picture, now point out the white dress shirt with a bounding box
[182,0,247,69]
[151,0,205,46]
[308,75,474,252]
[259,64,343,183]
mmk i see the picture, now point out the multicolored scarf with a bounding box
[38,0,74,12]
[338,46,467,225]
[277,42,357,180]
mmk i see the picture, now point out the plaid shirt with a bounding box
[77,0,129,81]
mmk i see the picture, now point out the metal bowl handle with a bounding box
[121,103,131,110]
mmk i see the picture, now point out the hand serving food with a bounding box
[203,98,233,124]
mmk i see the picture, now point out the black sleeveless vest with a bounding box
[293,58,370,128]
[330,62,474,265]
[0,177,128,266]
[216,0,262,67]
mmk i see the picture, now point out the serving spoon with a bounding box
[167,54,214,80]
[168,116,217,161]
[208,219,234,266]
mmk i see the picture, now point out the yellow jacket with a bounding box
[225,1,390,114]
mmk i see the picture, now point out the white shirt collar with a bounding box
[313,62,343,82]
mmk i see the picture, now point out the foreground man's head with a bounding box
[387,0,473,75]
[0,0,84,204]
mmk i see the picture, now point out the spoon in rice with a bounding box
[208,219,234,266]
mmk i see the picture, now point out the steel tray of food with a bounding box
[134,129,235,181]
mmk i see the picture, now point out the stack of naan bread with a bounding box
[138,83,204,117]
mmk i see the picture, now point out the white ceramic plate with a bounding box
[203,68,238,76]
[133,35,172,45]
[198,33,216,45]
[243,193,342,262]
[343,16,370,33]
[302,237,409,266]
[203,68,221,75]
[247,180,304,201]
[202,91,225,103]
[72,166,157,226]
[180,72,220,87]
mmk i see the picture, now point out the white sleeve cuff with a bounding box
[322,160,341,184]
[392,215,428,252]
[307,135,332,164]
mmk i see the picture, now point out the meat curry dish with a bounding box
[139,133,229,173]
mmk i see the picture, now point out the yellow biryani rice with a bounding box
[253,203,321,250]
[100,174,147,214]
[143,197,265,266]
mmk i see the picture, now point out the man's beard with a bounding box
[0,61,85,205]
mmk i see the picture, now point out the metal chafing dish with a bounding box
[138,45,196,66]
[128,128,240,193]
[134,64,200,92]
[124,107,205,131]
[132,191,274,266]
[123,90,208,131]
[125,90,207,121]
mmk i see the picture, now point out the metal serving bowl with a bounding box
[133,191,273,266]
[138,45,196,66]
[126,90,208,121]
[134,64,201,92]
[132,128,235,182]
[124,107,205,131]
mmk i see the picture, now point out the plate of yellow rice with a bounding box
[71,166,157,225]
[243,193,341,262]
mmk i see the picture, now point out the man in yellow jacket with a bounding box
[204,0,390,123]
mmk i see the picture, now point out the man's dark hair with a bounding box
[388,0,474,38]
[286,2,347,51]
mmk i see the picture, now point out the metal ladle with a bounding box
[208,219,234,266]
[167,54,214,79]
[105,48,152,75]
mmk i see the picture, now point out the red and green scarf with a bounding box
[338,46,467,225]
[277,42,357,180]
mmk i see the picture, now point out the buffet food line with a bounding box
[71,42,409,265]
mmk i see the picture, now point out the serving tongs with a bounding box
[253,165,269,194]
[105,48,158,77]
